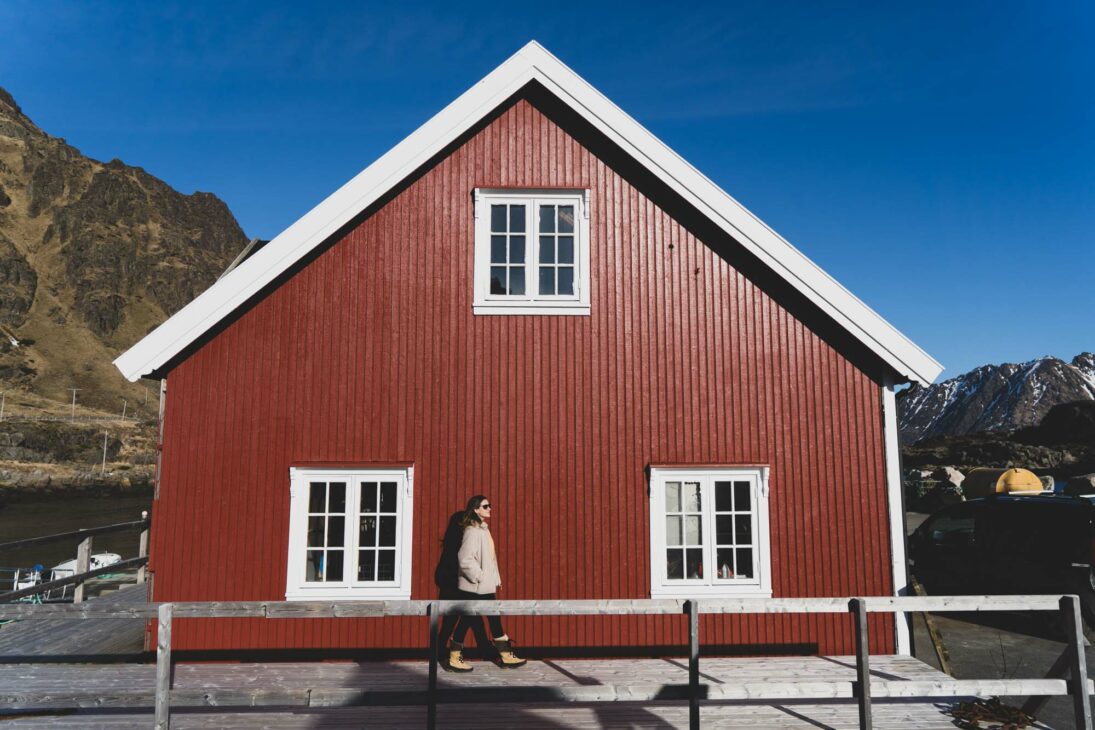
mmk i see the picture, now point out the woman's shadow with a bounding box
[434,511,491,657]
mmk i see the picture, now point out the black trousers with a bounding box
[439,588,505,647]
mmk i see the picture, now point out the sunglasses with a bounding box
[480,503,492,510]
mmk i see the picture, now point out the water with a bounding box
[0,493,152,572]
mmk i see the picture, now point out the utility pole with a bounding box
[0,392,5,422]
[70,388,80,422]
[121,399,127,421]
[101,431,109,474]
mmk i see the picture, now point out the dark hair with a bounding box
[459,494,488,528]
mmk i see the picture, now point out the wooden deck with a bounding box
[0,582,148,661]
[0,655,1040,728]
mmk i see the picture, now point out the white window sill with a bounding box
[473,303,591,316]
[650,587,773,599]
[286,587,411,601]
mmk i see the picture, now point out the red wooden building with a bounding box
[115,42,941,657]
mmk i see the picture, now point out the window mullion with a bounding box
[347,478,360,585]
[704,478,716,587]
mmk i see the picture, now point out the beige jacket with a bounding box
[457,522,502,594]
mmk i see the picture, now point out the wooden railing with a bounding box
[0,595,1090,730]
[0,515,150,603]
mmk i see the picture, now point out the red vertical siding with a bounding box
[152,97,896,654]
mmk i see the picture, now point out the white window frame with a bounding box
[285,466,414,600]
[472,188,591,315]
[648,466,772,598]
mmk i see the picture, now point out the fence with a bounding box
[0,594,1090,730]
[0,516,150,602]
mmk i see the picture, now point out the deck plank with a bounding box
[0,583,148,660]
[0,654,1053,728]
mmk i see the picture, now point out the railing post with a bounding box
[137,522,150,585]
[851,598,873,730]
[73,536,92,603]
[427,601,439,730]
[155,603,173,730]
[1061,595,1093,730]
[687,598,700,730]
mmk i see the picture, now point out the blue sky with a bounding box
[1,1,1091,379]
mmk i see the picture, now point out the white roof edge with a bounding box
[115,40,943,386]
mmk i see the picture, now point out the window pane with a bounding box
[509,204,525,233]
[539,267,555,295]
[558,236,573,264]
[377,550,396,581]
[359,516,377,547]
[379,482,397,513]
[510,236,525,264]
[490,204,506,232]
[665,482,681,512]
[736,548,754,578]
[307,517,325,547]
[309,482,326,513]
[685,515,702,545]
[734,481,751,511]
[684,482,702,512]
[325,550,344,582]
[539,205,554,233]
[715,481,733,512]
[666,516,682,546]
[328,483,346,513]
[686,548,704,579]
[666,549,684,579]
[327,517,345,547]
[491,235,507,263]
[558,267,574,295]
[379,516,397,547]
[307,550,324,581]
[716,515,732,545]
[490,267,507,295]
[558,205,574,233]
[735,515,753,545]
[509,267,525,295]
[716,548,735,579]
[362,482,378,513]
[358,550,376,582]
[539,236,555,263]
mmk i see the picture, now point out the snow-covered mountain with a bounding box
[898,353,1095,445]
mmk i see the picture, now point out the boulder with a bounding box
[1065,473,1095,496]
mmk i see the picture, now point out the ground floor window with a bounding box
[648,466,772,598]
[285,466,414,600]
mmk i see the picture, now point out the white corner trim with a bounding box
[114,41,941,386]
[881,377,911,655]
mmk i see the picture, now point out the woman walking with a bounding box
[445,494,526,672]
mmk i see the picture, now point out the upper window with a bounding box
[648,467,772,598]
[473,188,591,315]
[285,466,414,600]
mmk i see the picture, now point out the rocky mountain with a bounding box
[898,353,1095,445]
[0,86,247,412]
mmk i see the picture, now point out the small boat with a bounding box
[3,553,123,601]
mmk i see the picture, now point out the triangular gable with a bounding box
[114,41,942,385]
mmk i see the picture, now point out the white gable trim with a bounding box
[114,41,942,385]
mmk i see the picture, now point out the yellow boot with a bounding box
[445,642,473,673]
[493,635,527,668]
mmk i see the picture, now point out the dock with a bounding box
[0,654,999,728]
[0,582,148,661]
